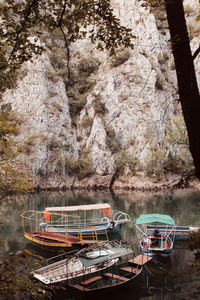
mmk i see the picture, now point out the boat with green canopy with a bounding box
[136,214,176,226]
[135,214,176,257]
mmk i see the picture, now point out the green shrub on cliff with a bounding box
[65,154,94,179]
[0,112,33,197]
[77,58,100,77]
[105,125,121,154]
[165,114,188,146]
[93,95,108,115]
[110,49,131,67]
[115,150,139,175]
[56,150,94,179]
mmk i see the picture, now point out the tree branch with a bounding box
[8,0,38,64]
[57,0,70,80]
[59,26,71,80]
[57,0,68,27]
[192,45,200,61]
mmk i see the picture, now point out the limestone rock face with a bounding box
[3,54,79,176]
[2,0,199,190]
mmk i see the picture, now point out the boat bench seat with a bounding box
[69,284,89,291]
[104,273,128,282]
[81,276,102,285]
[120,266,141,274]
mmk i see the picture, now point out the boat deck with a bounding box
[33,258,85,284]
[128,254,152,265]
[104,273,128,282]
[32,231,79,243]
[68,254,152,293]
[81,276,103,285]
[32,255,117,285]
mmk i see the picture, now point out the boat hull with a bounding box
[68,270,143,297]
[67,253,151,297]
[24,233,74,250]
[141,248,172,257]
[46,223,121,236]
[140,234,173,257]
[32,257,119,285]
[69,273,143,299]
[31,240,140,287]
[24,232,103,251]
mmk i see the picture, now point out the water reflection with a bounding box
[0,189,200,299]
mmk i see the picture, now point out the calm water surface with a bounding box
[0,189,200,299]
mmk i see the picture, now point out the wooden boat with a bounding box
[135,214,176,257]
[43,203,131,236]
[67,244,152,296]
[21,210,108,250]
[31,240,136,285]
[146,224,200,241]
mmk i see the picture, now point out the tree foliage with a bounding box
[0,0,134,94]
[0,111,33,198]
[0,249,53,300]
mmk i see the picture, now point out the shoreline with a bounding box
[32,173,200,192]
[1,174,200,199]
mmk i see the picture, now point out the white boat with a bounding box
[31,240,132,285]
[42,203,131,236]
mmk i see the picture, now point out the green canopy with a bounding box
[136,213,176,225]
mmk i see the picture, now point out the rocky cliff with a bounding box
[2,0,200,190]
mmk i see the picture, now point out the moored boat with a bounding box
[31,240,137,285]
[67,242,152,296]
[43,203,131,236]
[21,210,109,250]
[135,214,176,257]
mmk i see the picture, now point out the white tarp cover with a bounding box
[45,203,111,212]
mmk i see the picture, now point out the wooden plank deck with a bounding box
[120,266,141,274]
[128,254,152,265]
[69,284,89,291]
[81,276,102,285]
[104,273,128,282]
[76,240,103,244]
[32,231,79,243]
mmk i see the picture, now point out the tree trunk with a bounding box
[164,0,200,179]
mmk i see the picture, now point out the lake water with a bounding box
[0,189,200,299]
